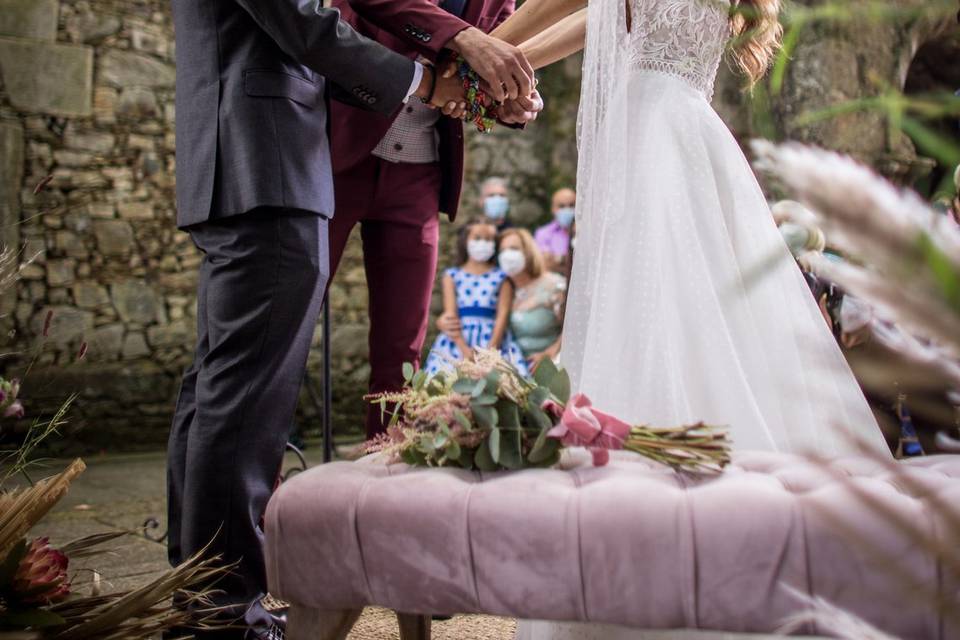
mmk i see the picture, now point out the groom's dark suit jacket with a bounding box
[171,0,418,228]
[329,0,515,219]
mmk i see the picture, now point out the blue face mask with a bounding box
[555,207,575,228]
[484,195,510,220]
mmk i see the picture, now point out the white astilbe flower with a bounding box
[753,140,960,356]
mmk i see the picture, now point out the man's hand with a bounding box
[498,90,544,125]
[414,66,466,109]
[448,27,534,102]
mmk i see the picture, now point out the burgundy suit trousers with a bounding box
[330,155,442,438]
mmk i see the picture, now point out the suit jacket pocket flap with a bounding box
[244,70,321,109]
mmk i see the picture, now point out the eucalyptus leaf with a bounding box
[489,427,502,464]
[453,378,476,395]
[401,448,420,466]
[529,430,561,464]
[473,393,498,406]
[447,439,462,461]
[532,357,559,387]
[402,362,415,383]
[412,370,428,390]
[532,447,562,468]
[525,401,554,432]
[472,378,487,398]
[496,400,521,429]
[472,404,498,430]
[548,368,571,404]
[454,410,473,431]
[528,386,551,407]
[499,426,524,469]
[474,442,497,471]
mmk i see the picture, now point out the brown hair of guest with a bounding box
[455,218,497,265]
[498,227,544,279]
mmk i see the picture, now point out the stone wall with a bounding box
[0,0,191,451]
[0,0,955,452]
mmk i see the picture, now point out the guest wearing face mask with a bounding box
[534,187,576,273]
[479,176,513,230]
[425,219,528,375]
[498,228,566,373]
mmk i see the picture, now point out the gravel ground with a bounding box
[26,450,518,639]
[349,609,515,639]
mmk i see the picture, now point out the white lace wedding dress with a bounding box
[516,0,889,638]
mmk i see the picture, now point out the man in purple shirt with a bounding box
[534,187,576,273]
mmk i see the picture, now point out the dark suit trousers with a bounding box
[167,208,329,614]
[330,156,441,438]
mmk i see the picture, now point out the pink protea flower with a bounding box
[11,537,70,604]
[546,394,632,466]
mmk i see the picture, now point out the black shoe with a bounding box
[245,622,284,640]
[244,599,286,640]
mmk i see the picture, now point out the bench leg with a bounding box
[396,612,431,640]
[286,605,361,640]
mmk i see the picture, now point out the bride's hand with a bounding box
[498,90,544,125]
[447,27,535,102]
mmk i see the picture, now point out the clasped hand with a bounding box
[415,59,544,127]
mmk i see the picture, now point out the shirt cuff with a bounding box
[404,62,425,104]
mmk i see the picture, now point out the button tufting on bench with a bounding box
[265,450,960,640]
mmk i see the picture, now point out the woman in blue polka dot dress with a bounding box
[426,219,529,377]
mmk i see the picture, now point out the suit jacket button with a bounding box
[367,96,376,104]
[406,106,414,113]
[394,143,404,151]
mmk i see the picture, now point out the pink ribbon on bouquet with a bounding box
[544,394,632,466]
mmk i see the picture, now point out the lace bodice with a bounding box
[622,0,731,100]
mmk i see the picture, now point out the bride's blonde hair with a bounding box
[728,0,783,86]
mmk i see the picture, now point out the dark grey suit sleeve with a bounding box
[233,0,416,115]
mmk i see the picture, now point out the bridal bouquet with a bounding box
[366,350,731,472]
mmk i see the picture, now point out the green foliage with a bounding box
[369,353,570,471]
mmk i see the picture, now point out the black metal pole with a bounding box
[322,301,333,463]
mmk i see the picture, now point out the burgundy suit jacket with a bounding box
[329,0,515,220]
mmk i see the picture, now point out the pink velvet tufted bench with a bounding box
[264,450,960,640]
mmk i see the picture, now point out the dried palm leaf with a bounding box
[44,547,231,640]
[57,533,130,561]
[0,460,85,561]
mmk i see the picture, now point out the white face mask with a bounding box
[498,248,526,276]
[467,239,496,263]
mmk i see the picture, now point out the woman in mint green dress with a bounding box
[436,227,566,375]
[496,228,566,373]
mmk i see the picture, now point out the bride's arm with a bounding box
[488,0,586,46]
[517,8,587,70]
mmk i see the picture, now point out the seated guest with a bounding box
[498,228,566,373]
[426,219,528,376]
[534,187,576,273]
[479,176,513,231]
